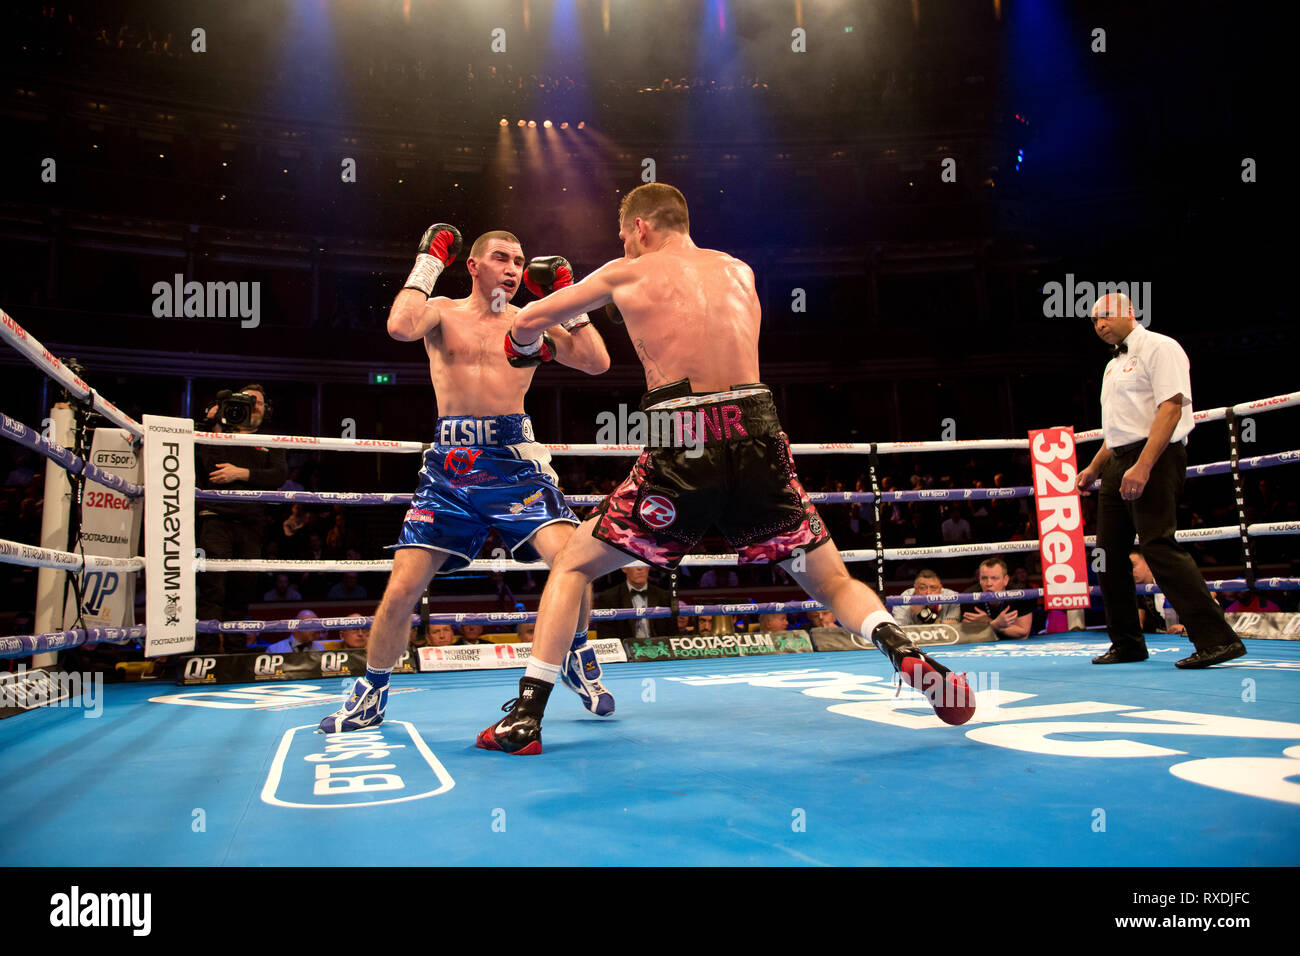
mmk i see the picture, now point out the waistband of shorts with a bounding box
[433,414,535,447]
[641,378,772,412]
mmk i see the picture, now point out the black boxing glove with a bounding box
[504,328,556,367]
[523,255,574,297]
[403,223,464,297]
[525,255,590,332]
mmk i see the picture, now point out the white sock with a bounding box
[524,659,561,685]
[861,610,895,639]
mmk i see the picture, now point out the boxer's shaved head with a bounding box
[470,230,522,260]
[618,183,689,233]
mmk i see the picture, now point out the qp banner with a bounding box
[1028,427,1091,610]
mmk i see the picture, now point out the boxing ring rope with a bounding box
[188,520,1298,574]
[7,579,1299,659]
[1,414,143,498]
[1,303,1298,661]
[0,309,142,438]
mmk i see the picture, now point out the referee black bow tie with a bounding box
[1111,342,1128,358]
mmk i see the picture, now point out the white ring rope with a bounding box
[0,308,142,437]
[164,522,1297,574]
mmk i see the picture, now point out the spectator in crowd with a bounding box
[1224,590,1281,615]
[457,623,489,644]
[758,613,789,632]
[674,615,697,634]
[280,503,310,554]
[696,614,735,636]
[898,502,939,548]
[806,609,838,628]
[962,557,1033,639]
[340,628,369,649]
[940,506,972,544]
[4,449,37,487]
[1130,550,1184,635]
[327,572,368,601]
[266,610,324,653]
[516,621,536,642]
[427,624,456,647]
[305,532,325,560]
[263,573,302,602]
[325,513,353,557]
[595,566,675,642]
[893,569,962,626]
[280,466,305,492]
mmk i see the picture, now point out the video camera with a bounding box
[207,387,268,429]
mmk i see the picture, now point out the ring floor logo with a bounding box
[261,721,454,809]
[667,664,1300,805]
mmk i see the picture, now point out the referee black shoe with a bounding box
[1175,640,1247,669]
[1092,646,1149,664]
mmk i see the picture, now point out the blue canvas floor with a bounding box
[2,636,1298,866]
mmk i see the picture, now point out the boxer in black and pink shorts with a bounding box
[592,379,830,569]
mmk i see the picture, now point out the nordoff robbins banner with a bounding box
[64,427,143,629]
[143,415,195,657]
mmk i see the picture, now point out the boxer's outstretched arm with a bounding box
[512,260,628,339]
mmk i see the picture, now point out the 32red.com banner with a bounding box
[1029,427,1091,610]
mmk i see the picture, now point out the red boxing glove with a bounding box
[404,223,464,296]
[504,329,556,367]
[523,255,574,298]
[418,223,464,264]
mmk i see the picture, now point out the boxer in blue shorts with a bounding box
[320,225,615,732]
[400,414,576,573]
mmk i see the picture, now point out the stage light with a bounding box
[560,122,569,129]
[577,121,585,129]
[543,120,552,128]
[528,120,536,128]
[499,118,508,127]
[517,119,525,127]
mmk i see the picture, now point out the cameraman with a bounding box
[195,385,286,650]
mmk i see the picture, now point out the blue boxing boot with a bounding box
[318,669,389,733]
[559,632,615,716]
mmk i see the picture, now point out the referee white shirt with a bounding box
[1100,322,1195,448]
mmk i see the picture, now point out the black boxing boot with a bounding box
[869,619,976,726]
[476,676,551,755]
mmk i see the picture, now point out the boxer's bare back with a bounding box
[510,231,761,393]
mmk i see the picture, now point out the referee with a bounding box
[1076,293,1246,668]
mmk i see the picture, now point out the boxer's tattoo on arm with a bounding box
[634,338,667,386]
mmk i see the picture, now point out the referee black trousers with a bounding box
[1096,441,1237,654]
